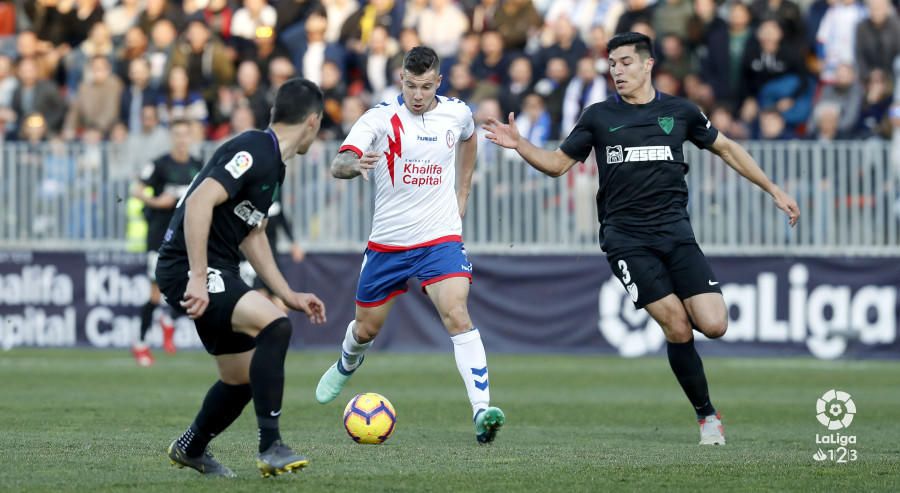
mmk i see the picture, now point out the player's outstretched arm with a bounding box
[708,133,800,227]
[457,135,477,218]
[239,223,326,323]
[330,150,379,180]
[482,112,577,177]
[181,178,228,319]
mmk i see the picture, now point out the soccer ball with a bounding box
[343,392,397,444]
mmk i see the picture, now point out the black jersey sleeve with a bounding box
[207,148,263,199]
[559,105,598,162]
[685,103,719,149]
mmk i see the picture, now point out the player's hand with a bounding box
[482,112,521,149]
[285,292,327,324]
[358,151,379,181]
[181,273,210,319]
[291,243,305,262]
[772,188,800,227]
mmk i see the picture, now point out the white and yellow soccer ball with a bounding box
[343,392,397,444]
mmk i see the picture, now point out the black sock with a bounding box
[178,380,252,457]
[139,301,156,342]
[667,339,716,418]
[250,317,293,452]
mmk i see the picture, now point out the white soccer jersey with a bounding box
[339,95,475,251]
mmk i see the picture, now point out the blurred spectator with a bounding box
[138,0,186,35]
[652,0,693,39]
[338,95,367,139]
[709,105,750,140]
[267,56,296,105]
[516,92,552,148]
[243,20,292,77]
[855,68,894,139]
[682,73,715,110]
[758,108,791,139]
[203,0,235,40]
[15,30,61,82]
[815,0,866,83]
[469,0,500,33]
[474,97,502,160]
[295,8,347,87]
[0,53,16,107]
[124,105,171,176]
[655,70,682,95]
[499,56,534,117]
[586,25,609,63]
[404,0,430,30]
[274,0,316,35]
[535,16,587,76]
[449,62,499,103]
[740,20,811,127]
[418,0,470,59]
[657,33,697,81]
[156,65,208,126]
[471,30,510,85]
[340,0,403,54]
[113,26,149,81]
[147,19,177,89]
[815,63,863,135]
[810,102,847,141]
[11,57,66,135]
[493,0,542,52]
[749,0,805,47]
[616,0,655,34]
[232,0,277,41]
[855,0,900,81]
[689,0,730,104]
[171,19,234,102]
[324,0,360,43]
[64,55,123,138]
[121,58,161,134]
[437,31,480,93]
[320,60,347,137]
[64,21,115,92]
[228,105,257,137]
[561,57,607,136]
[533,56,570,138]
[235,60,271,131]
[26,1,69,46]
[104,0,142,38]
[66,0,106,48]
[725,2,752,107]
[359,25,398,101]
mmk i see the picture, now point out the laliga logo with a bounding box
[816,389,856,430]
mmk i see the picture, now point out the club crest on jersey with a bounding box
[658,116,674,135]
[606,145,624,164]
[446,130,456,148]
[225,151,253,178]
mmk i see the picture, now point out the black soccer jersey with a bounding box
[158,129,286,273]
[140,154,202,250]
[559,91,718,232]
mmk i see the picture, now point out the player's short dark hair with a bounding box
[403,46,440,75]
[270,77,324,125]
[607,32,654,60]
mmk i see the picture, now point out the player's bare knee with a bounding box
[442,304,472,335]
[700,317,728,339]
[218,364,250,385]
[354,320,381,343]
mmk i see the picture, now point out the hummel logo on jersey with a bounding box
[417,135,437,142]
[609,125,626,132]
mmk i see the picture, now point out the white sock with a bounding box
[340,321,371,372]
[451,328,489,417]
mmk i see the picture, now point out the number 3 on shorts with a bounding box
[617,259,631,284]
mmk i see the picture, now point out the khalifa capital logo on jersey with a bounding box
[385,114,404,186]
[606,145,675,164]
[225,151,253,179]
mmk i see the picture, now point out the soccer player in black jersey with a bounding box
[131,119,202,366]
[156,79,327,477]
[484,32,800,445]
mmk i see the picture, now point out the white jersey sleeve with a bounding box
[339,106,387,157]
[458,103,475,141]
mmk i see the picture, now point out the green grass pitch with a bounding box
[1,349,898,492]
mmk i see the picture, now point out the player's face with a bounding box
[297,111,322,154]
[608,46,653,98]
[401,69,442,115]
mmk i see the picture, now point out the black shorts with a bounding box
[156,263,256,355]
[603,221,721,309]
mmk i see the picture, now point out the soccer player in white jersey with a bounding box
[315,46,505,444]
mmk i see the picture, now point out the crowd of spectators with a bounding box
[1,0,899,166]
